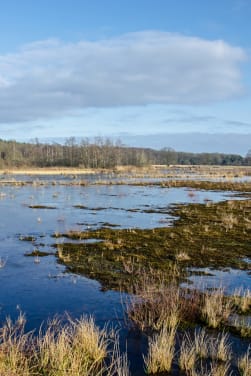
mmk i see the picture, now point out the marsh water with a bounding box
[0,175,250,374]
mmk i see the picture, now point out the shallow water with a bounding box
[183,267,251,294]
[0,183,237,234]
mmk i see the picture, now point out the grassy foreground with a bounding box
[0,275,250,375]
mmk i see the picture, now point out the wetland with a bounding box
[0,166,250,375]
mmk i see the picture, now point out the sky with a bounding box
[0,0,251,155]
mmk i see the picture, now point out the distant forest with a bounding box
[0,138,250,168]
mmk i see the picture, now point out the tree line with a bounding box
[0,138,250,168]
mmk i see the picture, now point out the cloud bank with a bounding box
[0,31,246,123]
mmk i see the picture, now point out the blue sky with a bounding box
[0,0,250,154]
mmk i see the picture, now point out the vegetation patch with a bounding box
[19,235,36,242]
[28,205,57,209]
[52,198,251,290]
[129,179,251,193]
[24,249,54,257]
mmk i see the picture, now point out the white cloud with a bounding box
[0,31,246,123]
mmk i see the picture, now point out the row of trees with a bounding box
[0,138,250,168]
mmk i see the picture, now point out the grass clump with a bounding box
[238,346,251,376]
[209,361,231,376]
[179,333,197,374]
[0,314,32,376]
[201,288,232,329]
[232,288,251,314]
[144,325,177,374]
[211,332,232,362]
[193,328,208,359]
[36,316,108,375]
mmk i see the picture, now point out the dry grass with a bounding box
[0,313,130,376]
[0,168,101,175]
[36,315,108,375]
[220,212,238,231]
[126,268,181,331]
[202,287,232,328]
[0,314,32,376]
[177,329,233,376]
[209,361,231,376]
[109,344,130,376]
[238,346,251,376]
[175,251,191,261]
[211,332,232,362]
[125,270,251,375]
[194,328,208,359]
[232,288,251,314]
[144,325,177,374]
[179,333,197,374]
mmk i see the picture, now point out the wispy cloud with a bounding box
[0,31,246,123]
